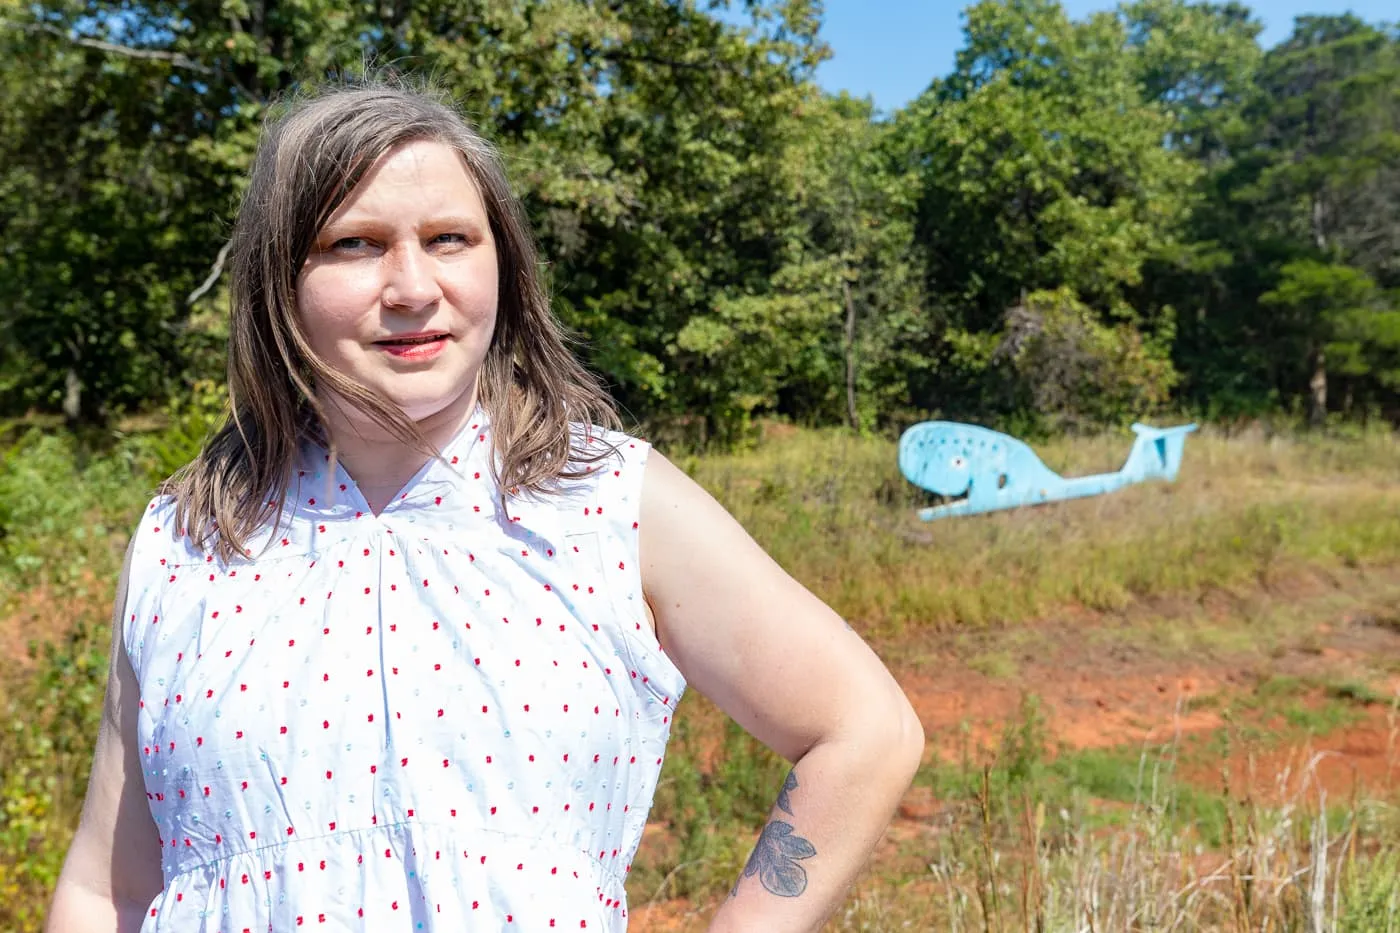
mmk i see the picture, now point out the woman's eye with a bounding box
[331,237,367,250]
[431,233,468,246]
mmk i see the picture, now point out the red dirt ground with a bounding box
[0,570,111,671]
[899,616,1398,802]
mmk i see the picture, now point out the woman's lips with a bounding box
[374,333,449,360]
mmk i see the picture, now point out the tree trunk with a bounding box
[1308,346,1328,428]
[842,279,858,430]
[62,367,83,425]
[62,335,84,426]
[1308,192,1328,428]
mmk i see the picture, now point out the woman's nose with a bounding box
[381,243,442,312]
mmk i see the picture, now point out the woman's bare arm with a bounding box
[640,452,924,932]
[46,540,163,933]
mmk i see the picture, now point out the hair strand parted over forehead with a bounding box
[167,76,619,561]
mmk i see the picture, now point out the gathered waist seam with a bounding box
[162,820,629,889]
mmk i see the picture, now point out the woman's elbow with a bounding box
[850,691,925,786]
[890,697,926,780]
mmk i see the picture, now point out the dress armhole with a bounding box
[120,496,175,679]
[595,436,687,710]
[112,534,137,662]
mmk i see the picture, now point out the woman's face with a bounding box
[297,139,499,429]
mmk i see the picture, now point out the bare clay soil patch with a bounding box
[894,566,1400,792]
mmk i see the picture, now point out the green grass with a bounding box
[683,423,1400,637]
[1281,698,1365,734]
[1231,673,1384,735]
[1077,576,1400,676]
[1256,674,1310,700]
[965,650,1019,679]
[1329,680,1389,706]
[0,431,154,594]
[911,694,1233,846]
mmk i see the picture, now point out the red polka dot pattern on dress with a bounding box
[121,413,681,931]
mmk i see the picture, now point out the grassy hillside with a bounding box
[2,422,1398,930]
[685,424,1400,631]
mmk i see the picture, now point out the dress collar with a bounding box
[292,407,491,522]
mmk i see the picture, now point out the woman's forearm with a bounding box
[707,710,924,932]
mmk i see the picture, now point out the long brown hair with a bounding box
[169,77,619,560]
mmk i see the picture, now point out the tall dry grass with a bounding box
[681,423,1400,634]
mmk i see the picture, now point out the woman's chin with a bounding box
[315,377,480,440]
[394,387,480,429]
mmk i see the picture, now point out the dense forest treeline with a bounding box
[0,0,1397,443]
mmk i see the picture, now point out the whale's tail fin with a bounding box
[1122,423,1197,482]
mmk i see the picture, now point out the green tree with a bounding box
[1119,0,1262,162]
[423,0,840,441]
[1120,1,1270,417]
[993,288,1177,429]
[1157,14,1400,421]
[1260,260,1400,421]
[672,91,927,435]
[897,0,1197,423]
[1246,16,1400,423]
[0,0,392,421]
[0,0,844,440]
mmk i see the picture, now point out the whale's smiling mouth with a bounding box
[916,473,971,499]
[927,487,970,510]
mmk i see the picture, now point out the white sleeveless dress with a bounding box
[121,412,685,931]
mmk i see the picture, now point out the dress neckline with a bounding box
[296,405,489,518]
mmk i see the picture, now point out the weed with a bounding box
[638,694,789,903]
[1282,699,1364,735]
[1256,675,1309,700]
[1329,680,1387,706]
[966,650,1019,680]
[0,622,108,930]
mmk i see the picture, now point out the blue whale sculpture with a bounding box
[898,421,1197,520]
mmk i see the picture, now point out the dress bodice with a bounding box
[121,413,684,931]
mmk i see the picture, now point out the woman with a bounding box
[46,79,923,932]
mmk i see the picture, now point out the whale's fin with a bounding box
[1121,423,1198,482]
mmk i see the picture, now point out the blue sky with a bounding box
[805,1,1397,112]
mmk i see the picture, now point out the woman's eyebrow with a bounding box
[316,214,378,237]
[421,214,487,230]
[321,213,486,234]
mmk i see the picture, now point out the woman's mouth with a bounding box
[374,333,450,359]
[376,333,447,346]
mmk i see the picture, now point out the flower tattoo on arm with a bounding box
[733,769,817,898]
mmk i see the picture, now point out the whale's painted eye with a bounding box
[951,456,966,469]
